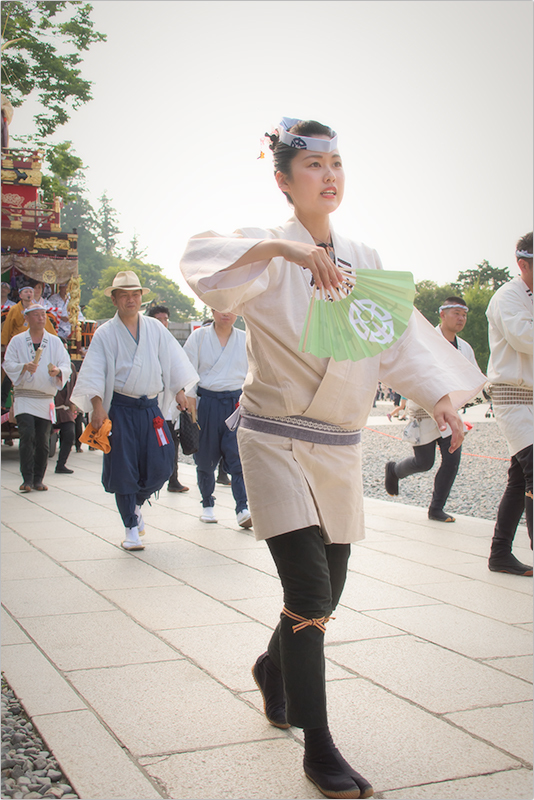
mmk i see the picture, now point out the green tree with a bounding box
[96,191,122,256]
[459,282,494,372]
[61,177,106,306]
[1,1,106,137]
[453,260,511,292]
[126,233,147,262]
[413,280,457,326]
[85,261,198,322]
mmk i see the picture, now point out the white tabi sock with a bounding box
[135,504,145,534]
[124,525,141,544]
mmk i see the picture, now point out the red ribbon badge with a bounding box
[153,416,169,447]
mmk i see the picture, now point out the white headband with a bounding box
[23,303,47,315]
[439,303,469,313]
[278,117,338,152]
[516,249,533,259]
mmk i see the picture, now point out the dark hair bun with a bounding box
[264,131,279,152]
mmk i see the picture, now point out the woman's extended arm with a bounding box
[229,239,343,293]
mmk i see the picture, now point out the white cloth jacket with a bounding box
[180,216,486,543]
[48,293,84,338]
[404,327,479,446]
[486,276,533,455]
[183,323,248,395]
[3,330,71,420]
[71,313,199,420]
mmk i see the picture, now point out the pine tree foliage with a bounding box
[1,1,106,137]
[96,191,122,256]
[127,233,147,262]
[453,260,511,292]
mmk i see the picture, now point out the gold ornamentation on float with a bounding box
[33,237,70,251]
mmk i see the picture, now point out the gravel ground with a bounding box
[0,403,518,796]
[1,678,79,799]
[361,404,512,521]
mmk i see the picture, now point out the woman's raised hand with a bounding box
[280,241,343,293]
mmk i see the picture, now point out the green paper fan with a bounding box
[299,269,415,362]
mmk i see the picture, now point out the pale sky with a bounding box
[9,0,533,306]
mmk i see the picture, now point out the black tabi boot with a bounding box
[251,651,290,729]
[304,726,374,799]
[488,539,533,576]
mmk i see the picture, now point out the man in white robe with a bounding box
[183,309,250,527]
[385,296,479,522]
[71,271,198,551]
[486,232,533,576]
[3,304,71,491]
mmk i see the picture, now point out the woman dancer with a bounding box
[180,118,484,798]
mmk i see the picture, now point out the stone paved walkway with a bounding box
[1,436,532,800]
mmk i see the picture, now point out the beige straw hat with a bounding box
[104,270,150,297]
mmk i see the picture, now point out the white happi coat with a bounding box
[183,323,248,395]
[404,327,479,446]
[3,330,71,421]
[71,313,199,419]
[486,276,533,456]
[180,216,486,543]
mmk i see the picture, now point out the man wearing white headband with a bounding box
[385,296,478,522]
[3,304,71,492]
[486,231,533,576]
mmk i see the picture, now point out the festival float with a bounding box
[1,98,94,443]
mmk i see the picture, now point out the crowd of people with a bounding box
[1,117,531,800]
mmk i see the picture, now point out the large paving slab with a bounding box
[1,450,532,800]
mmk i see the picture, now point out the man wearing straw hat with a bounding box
[71,271,198,551]
[3,304,71,492]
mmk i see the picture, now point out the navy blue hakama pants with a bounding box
[103,393,174,528]
[194,387,248,513]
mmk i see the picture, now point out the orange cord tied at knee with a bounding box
[282,606,334,634]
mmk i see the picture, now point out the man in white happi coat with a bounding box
[3,304,71,492]
[183,309,251,527]
[71,271,198,551]
[486,232,533,576]
[385,296,479,522]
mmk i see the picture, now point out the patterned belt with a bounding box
[488,384,533,406]
[412,408,432,421]
[13,388,54,400]
[239,409,361,445]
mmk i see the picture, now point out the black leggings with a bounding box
[395,434,461,512]
[266,526,351,729]
[493,444,533,549]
